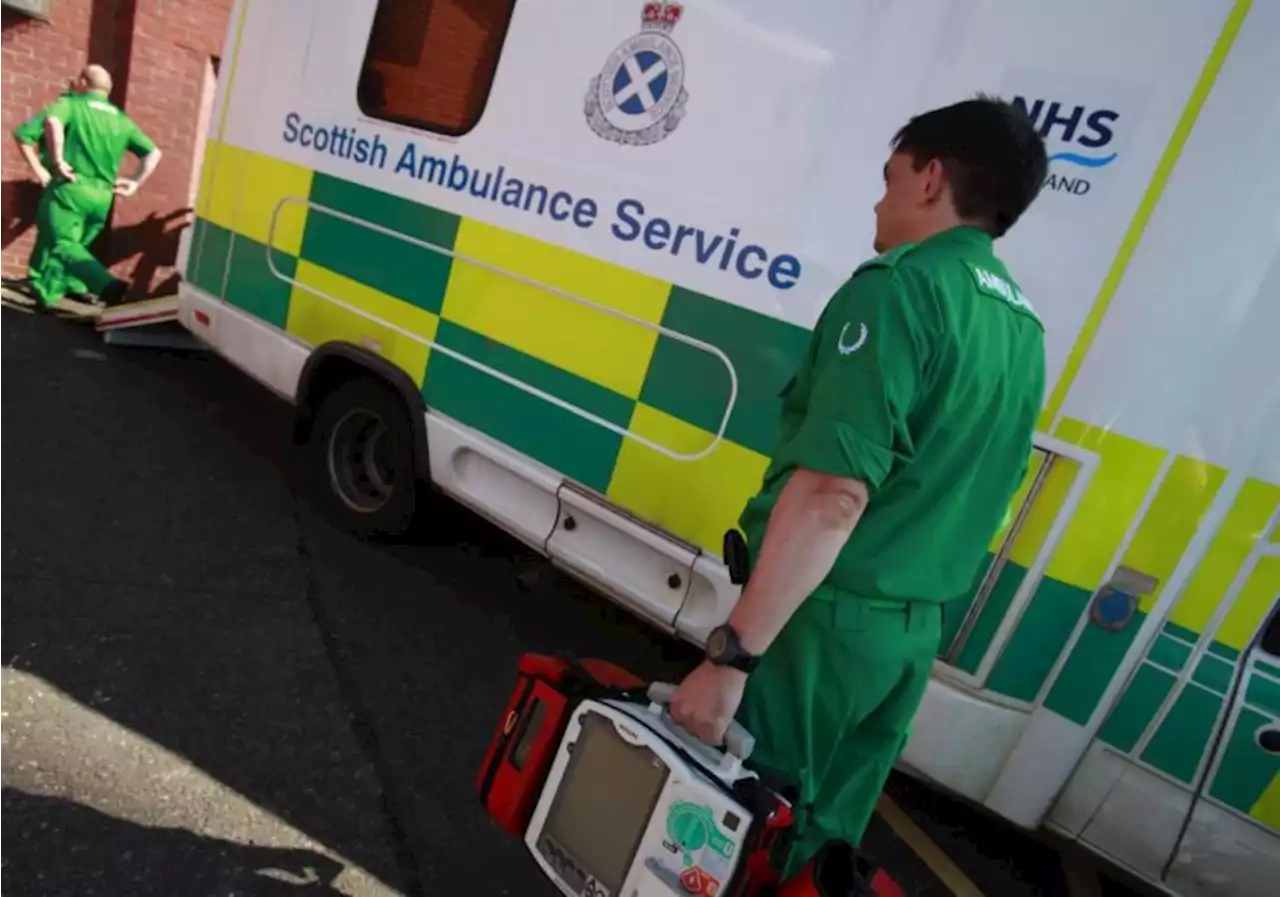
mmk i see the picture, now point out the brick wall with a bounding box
[2,0,231,297]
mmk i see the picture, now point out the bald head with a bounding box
[77,64,113,94]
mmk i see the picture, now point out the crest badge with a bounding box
[585,2,689,146]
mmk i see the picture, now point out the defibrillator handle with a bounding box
[646,682,756,761]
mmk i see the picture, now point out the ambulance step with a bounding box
[95,294,179,332]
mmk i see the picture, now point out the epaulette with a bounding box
[851,242,919,275]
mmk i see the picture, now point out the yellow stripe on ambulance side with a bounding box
[999,424,1264,651]
[199,141,312,256]
[1170,479,1280,641]
[1126,455,1229,613]
[196,0,250,222]
[1218,553,1280,652]
[987,450,1050,553]
[197,140,230,224]
[1042,419,1167,590]
[440,220,671,400]
[287,260,439,388]
[1250,769,1280,830]
[608,404,770,554]
[1007,451,1079,569]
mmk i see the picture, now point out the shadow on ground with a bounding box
[0,310,694,895]
[1,311,407,890]
[2,788,348,897]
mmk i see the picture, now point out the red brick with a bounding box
[1,0,230,293]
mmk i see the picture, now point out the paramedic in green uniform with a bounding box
[11,82,87,297]
[16,65,162,308]
[669,96,1049,877]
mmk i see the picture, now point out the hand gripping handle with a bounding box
[646,682,756,761]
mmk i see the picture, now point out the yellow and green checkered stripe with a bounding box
[939,425,1279,823]
[191,142,1279,822]
[190,141,808,557]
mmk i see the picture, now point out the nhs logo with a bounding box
[1013,96,1120,197]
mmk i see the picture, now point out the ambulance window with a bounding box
[357,0,515,137]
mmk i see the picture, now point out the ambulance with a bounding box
[174,1,1279,893]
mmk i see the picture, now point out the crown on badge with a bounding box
[641,2,683,32]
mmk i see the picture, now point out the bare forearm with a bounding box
[129,149,162,185]
[16,141,48,180]
[44,117,65,164]
[728,469,868,656]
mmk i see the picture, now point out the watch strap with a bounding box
[708,624,760,673]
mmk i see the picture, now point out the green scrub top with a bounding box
[41,91,156,187]
[11,92,74,171]
[740,225,1046,606]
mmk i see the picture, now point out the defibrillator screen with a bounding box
[540,711,669,896]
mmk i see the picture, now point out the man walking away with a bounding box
[668,94,1049,882]
[21,65,162,309]
[9,81,93,299]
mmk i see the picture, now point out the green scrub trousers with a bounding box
[29,179,117,307]
[736,589,942,878]
[27,204,95,299]
[13,99,89,297]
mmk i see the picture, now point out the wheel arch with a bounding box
[293,342,431,482]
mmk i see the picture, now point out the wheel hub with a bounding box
[327,408,397,514]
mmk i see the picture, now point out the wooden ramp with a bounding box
[1,284,37,313]
[2,285,101,321]
[94,294,202,349]
[95,294,179,331]
[58,298,105,320]
[3,285,203,350]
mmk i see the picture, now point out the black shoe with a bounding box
[98,279,131,307]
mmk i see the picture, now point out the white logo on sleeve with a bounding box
[837,322,869,356]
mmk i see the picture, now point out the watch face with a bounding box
[707,628,728,659]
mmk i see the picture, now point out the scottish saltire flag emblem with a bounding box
[585,2,690,146]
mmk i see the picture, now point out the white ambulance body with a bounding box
[175,1,1280,893]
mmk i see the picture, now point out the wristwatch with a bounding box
[705,624,760,674]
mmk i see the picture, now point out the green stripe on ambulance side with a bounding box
[1148,632,1193,672]
[1248,673,1280,717]
[985,576,1093,702]
[1044,614,1149,723]
[1208,706,1279,818]
[225,229,295,328]
[189,218,232,298]
[190,216,295,328]
[424,321,634,494]
[946,559,1029,673]
[639,285,810,457]
[301,173,459,315]
[1141,685,1224,783]
[1098,663,1175,752]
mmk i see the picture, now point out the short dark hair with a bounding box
[891,94,1048,238]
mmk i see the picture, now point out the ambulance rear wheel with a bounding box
[306,377,420,538]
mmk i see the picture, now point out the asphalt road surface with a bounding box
[1,306,1151,897]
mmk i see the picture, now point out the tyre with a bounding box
[303,376,422,538]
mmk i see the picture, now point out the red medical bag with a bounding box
[476,653,645,837]
[477,653,897,897]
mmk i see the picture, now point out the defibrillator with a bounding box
[477,655,795,897]
[525,685,765,897]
